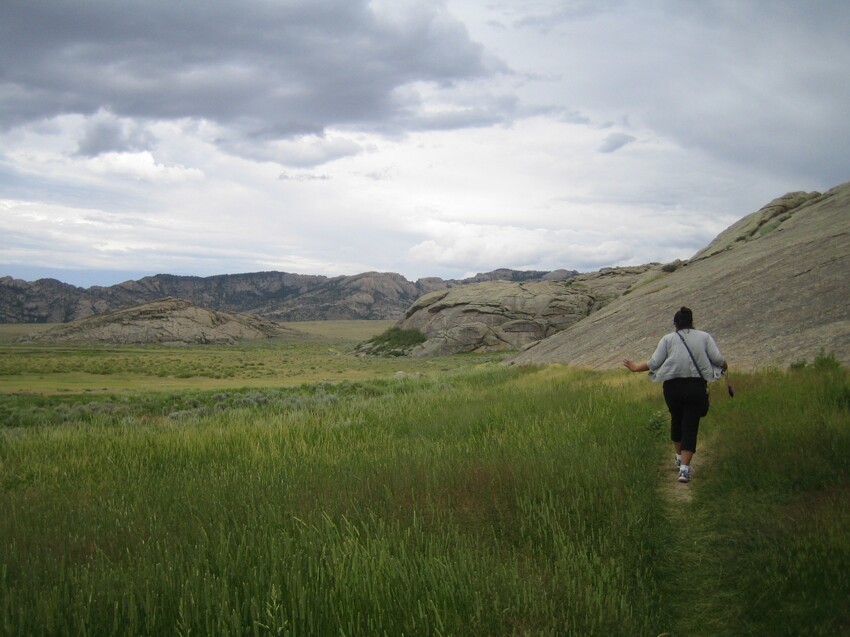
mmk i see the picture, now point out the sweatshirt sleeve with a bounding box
[705,334,725,368]
[705,334,726,379]
[647,335,669,372]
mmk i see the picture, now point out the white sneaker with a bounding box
[675,456,682,469]
[678,467,690,483]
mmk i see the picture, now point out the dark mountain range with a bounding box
[0,268,577,324]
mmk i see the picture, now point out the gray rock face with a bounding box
[397,266,659,355]
[21,298,305,345]
[691,190,823,260]
[510,181,850,370]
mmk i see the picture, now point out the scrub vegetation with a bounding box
[0,324,848,636]
[359,326,428,356]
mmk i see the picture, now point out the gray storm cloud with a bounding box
[75,111,156,157]
[598,133,636,154]
[0,0,504,159]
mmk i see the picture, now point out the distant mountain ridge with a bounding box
[0,268,577,324]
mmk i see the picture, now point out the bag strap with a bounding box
[677,331,706,381]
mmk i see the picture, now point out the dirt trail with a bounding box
[655,437,722,636]
[660,444,708,504]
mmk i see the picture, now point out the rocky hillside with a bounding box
[394,266,660,355]
[510,181,850,370]
[21,298,306,345]
[0,269,576,324]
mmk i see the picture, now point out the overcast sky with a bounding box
[2,0,848,287]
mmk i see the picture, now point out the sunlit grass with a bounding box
[0,321,483,394]
[281,319,395,340]
[0,322,59,343]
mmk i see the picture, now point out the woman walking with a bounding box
[623,307,728,483]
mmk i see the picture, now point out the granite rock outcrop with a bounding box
[510,181,850,369]
[21,298,306,345]
[396,266,659,355]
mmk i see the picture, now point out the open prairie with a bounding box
[0,320,484,395]
[1,322,848,636]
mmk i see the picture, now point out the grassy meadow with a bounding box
[1,323,848,636]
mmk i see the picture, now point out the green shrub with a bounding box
[361,326,427,356]
[789,358,808,371]
[813,350,842,372]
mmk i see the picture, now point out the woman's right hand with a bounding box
[623,359,648,372]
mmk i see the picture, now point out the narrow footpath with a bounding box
[660,442,708,504]
[656,435,720,637]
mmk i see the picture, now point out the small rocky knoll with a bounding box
[510,181,850,370]
[20,298,306,345]
[0,269,577,324]
[394,266,660,356]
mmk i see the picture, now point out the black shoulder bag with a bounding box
[677,331,710,416]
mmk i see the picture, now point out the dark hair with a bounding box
[673,306,694,330]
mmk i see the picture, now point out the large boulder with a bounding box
[397,266,659,355]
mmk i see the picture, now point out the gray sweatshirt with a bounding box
[647,329,726,383]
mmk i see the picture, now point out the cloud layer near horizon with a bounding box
[2,0,848,287]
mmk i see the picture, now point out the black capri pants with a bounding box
[662,377,707,453]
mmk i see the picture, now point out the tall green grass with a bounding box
[665,361,850,637]
[1,361,848,635]
[1,365,669,636]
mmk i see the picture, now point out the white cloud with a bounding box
[279,172,331,182]
[86,152,204,182]
[267,135,365,168]
[407,219,631,272]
